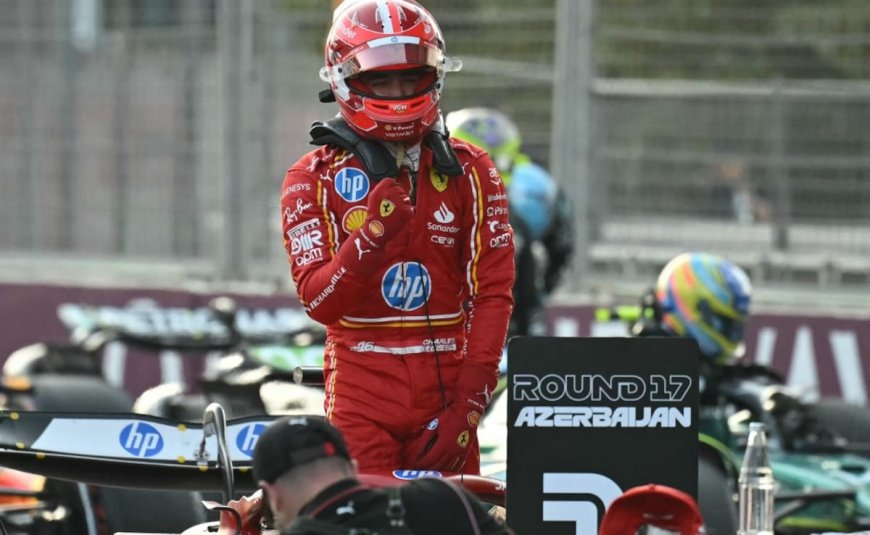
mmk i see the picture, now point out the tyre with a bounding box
[28,374,207,533]
[809,398,870,452]
[697,454,738,535]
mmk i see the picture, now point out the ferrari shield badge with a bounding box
[430,168,449,192]
[380,199,396,217]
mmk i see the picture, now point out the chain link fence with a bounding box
[1,0,868,303]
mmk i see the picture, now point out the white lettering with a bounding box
[282,183,311,198]
[426,222,460,234]
[486,206,508,217]
[512,373,691,402]
[284,198,314,225]
[430,235,455,247]
[294,248,324,266]
[307,267,347,310]
[290,230,323,254]
[489,232,512,248]
[514,406,692,428]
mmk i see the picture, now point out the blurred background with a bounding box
[1,0,869,311]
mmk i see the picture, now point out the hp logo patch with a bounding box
[119,422,164,458]
[335,167,370,202]
[393,470,442,480]
[382,262,431,311]
[236,423,267,458]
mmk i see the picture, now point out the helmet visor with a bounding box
[698,299,746,345]
[322,41,461,83]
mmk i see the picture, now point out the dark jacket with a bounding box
[283,478,511,535]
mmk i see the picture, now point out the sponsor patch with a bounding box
[342,207,367,233]
[289,229,323,255]
[393,470,443,480]
[427,418,439,430]
[430,234,455,247]
[308,266,347,310]
[467,411,481,427]
[282,183,311,198]
[490,232,512,248]
[353,237,372,260]
[236,423,267,458]
[294,248,324,266]
[427,221,460,234]
[368,220,384,237]
[433,202,454,224]
[382,262,431,311]
[430,169,449,192]
[489,167,501,185]
[335,167,370,202]
[119,422,164,458]
[379,199,396,217]
[456,430,470,448]
[487,220,510,233]
[287,218,320,237]
[284,198,314,226]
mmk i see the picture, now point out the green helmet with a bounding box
[445,107,524,183]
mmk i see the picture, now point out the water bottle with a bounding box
[738,422,775,535]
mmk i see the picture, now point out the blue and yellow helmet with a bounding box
[656,252,752,364]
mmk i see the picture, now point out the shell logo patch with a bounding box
[379,199,396,217]
[429,169,448,192]
[368,220,384,237]
[467,411,481,427]
[342,207,367,233]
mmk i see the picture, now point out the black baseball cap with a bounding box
[252,415,351,483]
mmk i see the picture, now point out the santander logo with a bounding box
[434,202,454,224]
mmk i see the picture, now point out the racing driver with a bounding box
[279,0,515,475]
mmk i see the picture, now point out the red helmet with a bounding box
[320,0,462,143]
[599,484,706,535]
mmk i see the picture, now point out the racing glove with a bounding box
[405,364,497,472]
[334,178,413,277]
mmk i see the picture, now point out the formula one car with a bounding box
[4,297,328,421]
[0,405,506,535]
[582,305,870,535]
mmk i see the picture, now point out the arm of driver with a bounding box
[458,154,515,397]
[281,168,370,325]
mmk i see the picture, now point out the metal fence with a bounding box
[1,0,868,303]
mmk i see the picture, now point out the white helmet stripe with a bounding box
[375,0,394,33]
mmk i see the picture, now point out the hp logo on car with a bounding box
[236,423,267,458]
[335,168,370,202]
[381,262,431,311]
[119,422,164,458]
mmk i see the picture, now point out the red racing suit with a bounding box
[280,138,514,473]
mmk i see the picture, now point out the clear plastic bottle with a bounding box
[738,422,776,535]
